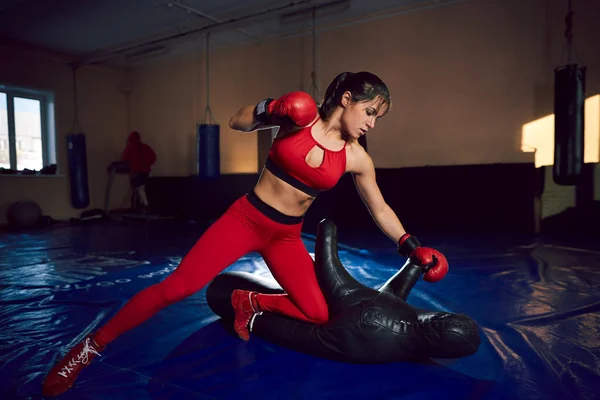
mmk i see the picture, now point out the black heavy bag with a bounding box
[207,219,481,363]
[197,124,220,179]
[553,64,586,186]
[67,133,90,208]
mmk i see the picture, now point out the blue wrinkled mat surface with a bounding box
[1,221,598,399]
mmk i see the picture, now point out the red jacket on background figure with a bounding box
[122,131,156,173]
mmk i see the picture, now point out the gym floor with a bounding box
[1,219,598,399]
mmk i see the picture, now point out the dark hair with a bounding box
[318,71,391,120]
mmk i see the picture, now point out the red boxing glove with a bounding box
[397,233,449,283]
[255,91,317,127]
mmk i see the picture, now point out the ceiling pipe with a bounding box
[125,46,170,63]
[280,0,350,24]
[78,0,319,66]
[168,0,261,44]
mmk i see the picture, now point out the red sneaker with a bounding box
[42,336,105,397]
[231,290,262,341]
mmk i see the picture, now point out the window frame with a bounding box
[0,84,56,172]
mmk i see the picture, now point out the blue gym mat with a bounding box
[1,220,598,399]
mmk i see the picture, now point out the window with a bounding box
[521,94,599,167]
[0,84,56,172]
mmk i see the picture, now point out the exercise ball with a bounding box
[7,200,43,229]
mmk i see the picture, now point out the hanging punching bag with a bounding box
[67,133,90,208]
[197,124,220,179]
[553,63,586,186]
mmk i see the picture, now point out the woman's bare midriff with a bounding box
[253,168,316,217]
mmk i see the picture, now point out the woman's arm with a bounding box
[229,105,259,132]
[351,147,406,243]
[230,92,318,132]
[351,145,449,282]
[229,104,274,132]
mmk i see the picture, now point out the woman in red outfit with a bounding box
[42,71,449,397]
[122,131,157,213]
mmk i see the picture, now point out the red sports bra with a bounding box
[265,118,347,197]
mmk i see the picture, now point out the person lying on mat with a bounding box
[42,71,449,397]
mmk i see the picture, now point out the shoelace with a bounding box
[248,312,262,332]
[236,292,262,333]
[246,292,263,332]
[57,338,101,378]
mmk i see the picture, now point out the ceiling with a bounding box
[0,0,462,67]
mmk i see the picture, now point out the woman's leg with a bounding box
[93,212,260,346]
[256,235,328,323]
[232,231,329,340]
[229,191,328,340]
[43,197,263,397]
[131,172,150,212]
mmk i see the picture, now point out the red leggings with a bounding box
[93,191,328,346]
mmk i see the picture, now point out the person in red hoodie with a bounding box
[122,131,156,213]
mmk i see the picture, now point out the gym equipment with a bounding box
[67,133,90,208]
[6,199,42,229]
